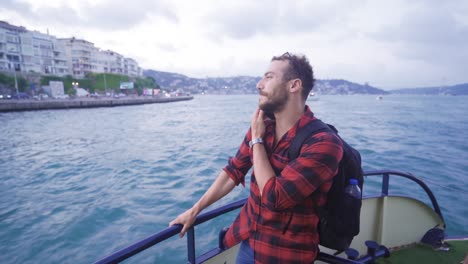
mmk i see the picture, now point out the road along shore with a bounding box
[0,96,194,112]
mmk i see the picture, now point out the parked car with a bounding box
[11,93,30,100]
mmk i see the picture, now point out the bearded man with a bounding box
[170,52,343,263]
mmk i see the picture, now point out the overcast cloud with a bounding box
[1,0,467,89]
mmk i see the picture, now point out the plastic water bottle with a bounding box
[345,178,361,199]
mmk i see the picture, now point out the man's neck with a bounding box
[274,101,305,139]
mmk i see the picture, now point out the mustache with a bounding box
[259,92,268,96]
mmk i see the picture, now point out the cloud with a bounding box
[204,0,362,40]
[1,0,31,12]
[376,5,466,43]
[35,6,82,27]
[370,2,468,57]
[203,1,277,40]
[1,0,178,32]
[0,0,35,21]
[78,0,178,31]
[358,1,468,87]
[157,42,179,53]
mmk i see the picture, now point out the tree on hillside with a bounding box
[133,77,157,95]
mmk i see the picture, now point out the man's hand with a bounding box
[169,207,198,238]
[169,171,236,238]
[251,108,266,139]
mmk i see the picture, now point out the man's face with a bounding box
[256,60,290,115]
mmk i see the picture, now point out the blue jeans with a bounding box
[236,239,254,264]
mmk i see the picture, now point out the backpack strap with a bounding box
[288,119,333,160]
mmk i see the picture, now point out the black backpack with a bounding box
[288,119,364,252]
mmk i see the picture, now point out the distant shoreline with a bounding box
[0,96,194,112]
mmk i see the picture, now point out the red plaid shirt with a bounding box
[222,106,343,263]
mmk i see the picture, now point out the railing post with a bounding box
[382,173,389,196]
[187,227,196,264]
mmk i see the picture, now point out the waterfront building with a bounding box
[101,49,124,74]
[98,50,142,77]
[0,21,70,76]
[59,37,97,78]
[51,37,70,76]
[0,21,25,72]
[24,31,65,75]
[124,57,141,77]
[0,21,142,79]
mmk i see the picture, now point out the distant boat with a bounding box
[376,95,383,100]
[308,92,319,101]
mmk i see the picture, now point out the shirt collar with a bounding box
[264,105,316,142]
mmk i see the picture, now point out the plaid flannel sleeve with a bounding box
[223,128,253,187]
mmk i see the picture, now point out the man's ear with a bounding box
[289,79,302,94]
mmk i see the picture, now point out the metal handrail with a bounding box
[94,199,247,264]
[94,170,445,264]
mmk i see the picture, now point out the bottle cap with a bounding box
[349,178,358,185]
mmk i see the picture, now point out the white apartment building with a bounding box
[0,21,142,79]
[59,37,96,78]
[0,21,25,72]
[96,49,142,77]
[51,37,69,76]
[100,49,124,74]
[124,57,141,77]
[21,31,69,76]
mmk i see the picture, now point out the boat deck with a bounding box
[376,239,468,264]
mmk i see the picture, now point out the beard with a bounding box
[259,89,289,116]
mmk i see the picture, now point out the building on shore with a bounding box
[0,21,26,73]
[0,21,142,79]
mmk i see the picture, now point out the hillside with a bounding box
[143,70,388,95]
[314,79,387,95]
[144,70,259,95]
[390,83,468,95]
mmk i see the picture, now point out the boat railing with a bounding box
[94,170,445,264]
[363,170,444,224]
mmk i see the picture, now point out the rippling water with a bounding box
[0,95,467,263]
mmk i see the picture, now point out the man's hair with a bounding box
[271,52,315,100]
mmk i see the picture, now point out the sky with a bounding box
[2,0,468,90]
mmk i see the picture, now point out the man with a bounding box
[170,52,343,263]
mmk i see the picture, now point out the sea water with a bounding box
[0,95,467,263]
